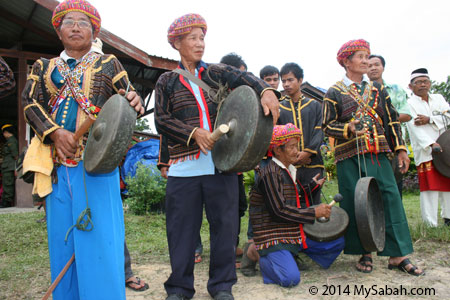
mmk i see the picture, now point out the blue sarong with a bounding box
[46,162,125,300]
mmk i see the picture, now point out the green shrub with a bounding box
[403,145,419,193]
[243,170,255,197]
[125,163,167,215]
[321,143,337,179]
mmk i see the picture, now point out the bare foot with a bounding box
[247,242,260,262]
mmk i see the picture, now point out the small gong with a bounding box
[303,205,349,242]
[84,94,137,174]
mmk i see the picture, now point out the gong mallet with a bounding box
[42,254,75,300]
[73,114,96,141]
[328,193,344,207]
[317,193,344,223]
[210,119,237,142]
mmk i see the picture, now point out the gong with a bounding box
[354,177,385,252]
[212,85,273,173]
[84,94,137,174]
[303,206,349,242]
[432,129,450,178]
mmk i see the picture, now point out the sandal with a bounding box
[388,258,425,276]
[356,255,373,273]
[195,253,202,263]
[125,276,149,292]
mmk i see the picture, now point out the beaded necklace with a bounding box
[51,52,101,117]
[336,80,382,153]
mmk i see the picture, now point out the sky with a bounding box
[90,0,450,89]
[87,0,450,131]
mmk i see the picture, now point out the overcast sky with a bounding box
[88,0,450,132]
[91,0,450,90]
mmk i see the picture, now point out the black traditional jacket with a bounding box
[278,95,324,169]
[154,61,273,164]
[22,54,133,161]
[250,160,317,255]
[322,80,406,162]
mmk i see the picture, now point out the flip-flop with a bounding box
[195,253,202,263]
[125,277,149,292]
[356,255,373,273]
[388,258,425,276]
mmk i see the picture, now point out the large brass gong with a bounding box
[212,86,273,173]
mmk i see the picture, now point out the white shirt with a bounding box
[59,46,97,63]
[342,74,371,88]
[406,93,450,165]
[272,157,297,182]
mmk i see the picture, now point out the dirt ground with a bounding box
[126,242,449,300]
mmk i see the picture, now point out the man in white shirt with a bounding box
[406,68,450,227]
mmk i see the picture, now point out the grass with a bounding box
[1,180,449,299]
[0,211,50,299]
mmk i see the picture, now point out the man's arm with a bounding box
[21,59,60,144]
[157,135,170,179]
[206,64,279,124]
[259,163,316,224]
[109,55,144,115]
[388,84,411,123]
[10,137,19,160]
[428,94,450,130]
[322,88,354,139]
[154,72,200,146]
[381,86,406,152]
[380,86,409,172]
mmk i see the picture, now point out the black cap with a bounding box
[411,68,428,75]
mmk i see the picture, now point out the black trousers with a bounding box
[124,242,133,280]
[237,174,247,247]
[164,172,238,298]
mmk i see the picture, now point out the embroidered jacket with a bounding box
[154,61,272,164]
[22,54,132,161]
[278,95,324,169]
[0,56,16,98]
[322,81,406,162]
[249,160,316,255]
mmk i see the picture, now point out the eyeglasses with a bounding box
[413,79,431,86]
[61,19,92,29]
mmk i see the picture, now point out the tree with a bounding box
[135,117,150,132]
[431,75,450,102]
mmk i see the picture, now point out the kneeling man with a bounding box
[249,123,344,287]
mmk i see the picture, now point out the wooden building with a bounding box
[0,0,178,207]
[301,81,326,102]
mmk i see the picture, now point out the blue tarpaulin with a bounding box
[121,138,160,180]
